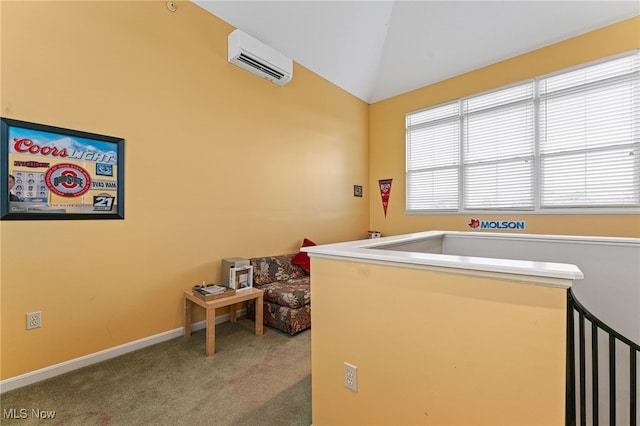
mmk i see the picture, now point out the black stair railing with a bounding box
[566,288,639,426]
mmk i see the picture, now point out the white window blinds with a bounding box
[539,54,640,208]
[462,83,535,210]
[406,51,640,213]
[406,102,459,210]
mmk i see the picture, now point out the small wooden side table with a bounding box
[183,288,264,356]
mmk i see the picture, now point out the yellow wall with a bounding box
[0,1,368,379]
[369,17,640,238]
[311,257,568,425]
[1,1,638,387]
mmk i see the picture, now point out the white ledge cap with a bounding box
[301,231,608,285]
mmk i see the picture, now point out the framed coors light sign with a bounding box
[1,117,124,220]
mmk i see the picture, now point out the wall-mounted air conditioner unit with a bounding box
[227,29,293,86]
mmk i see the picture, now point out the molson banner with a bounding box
[468,218,526,231]
[2,118,124,220]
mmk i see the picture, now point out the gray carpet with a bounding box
[0,319,311,426]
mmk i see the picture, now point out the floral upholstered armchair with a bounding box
[247,249,312,335]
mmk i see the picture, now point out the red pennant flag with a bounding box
[378,179,392,217]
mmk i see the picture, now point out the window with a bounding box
[406,51,640,214]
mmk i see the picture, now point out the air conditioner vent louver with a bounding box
[237,53,285,81]
[228,29,293,86]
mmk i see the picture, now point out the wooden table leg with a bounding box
[229,303,238,322]
[184,297,192,337]
[256,294,264,336]
[206,307,215,356]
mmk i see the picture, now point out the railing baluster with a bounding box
[591,321,599,426]
[609,334,616,426]
[579,312,586,426]
[566,290,576,426]
[631,349,637,426]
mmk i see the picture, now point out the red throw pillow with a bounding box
[291,238,316,273]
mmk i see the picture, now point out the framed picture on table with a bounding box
[1,117,124,220]
[229,265,253,290]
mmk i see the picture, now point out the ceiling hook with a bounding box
[166,2,177,12]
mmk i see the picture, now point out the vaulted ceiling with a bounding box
[193,1,639,104]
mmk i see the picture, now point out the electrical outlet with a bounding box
[26,311,41,330]
[344,362,358,391]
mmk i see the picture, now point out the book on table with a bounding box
[201,285,227,295]
[192,284,236,301]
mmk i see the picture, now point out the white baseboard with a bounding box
[0,310,245,394]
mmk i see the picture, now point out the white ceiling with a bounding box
[193,1,639,104]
